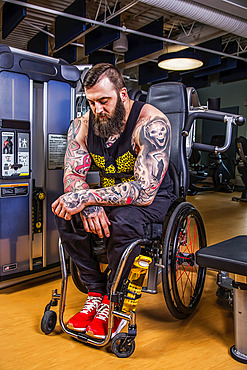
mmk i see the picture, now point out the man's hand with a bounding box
[80,206,111,238]
[52,190,88,220]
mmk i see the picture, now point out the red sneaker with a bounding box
[86,295,126,339]
[66,292,102,331]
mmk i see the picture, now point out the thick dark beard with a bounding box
[91,96,126,138]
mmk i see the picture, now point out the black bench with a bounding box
[196,235,247,364]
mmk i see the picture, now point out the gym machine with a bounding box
[0,44,80,288]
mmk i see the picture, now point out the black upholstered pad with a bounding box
[196,236,247,276]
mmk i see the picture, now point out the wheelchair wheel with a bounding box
[41,310,57,334]
[70,258,88,294]
[162,202,207,319]
[111,333,135,358]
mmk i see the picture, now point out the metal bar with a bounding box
[29,79,34,271]
[58,239,68,332]
[53,0,140,52]
[9,47,60,63]
[23,20,55,37]
[42,82,48,268]
[71,87,76,121]
[57,239,113,347]
[110,239,150,296]
[4,0,247,62]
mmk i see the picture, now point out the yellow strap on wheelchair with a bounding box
[122,255,152,313]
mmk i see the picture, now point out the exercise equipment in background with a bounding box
[128,88,147,102]
[232,136,247,202]
[196,236,247,364]
[0,45,80,288]
[187,95,235,194]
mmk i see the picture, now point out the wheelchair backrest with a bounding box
[146,82,189,197]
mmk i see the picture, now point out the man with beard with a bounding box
[52,63,176,339]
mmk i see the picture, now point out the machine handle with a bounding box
[191,143,217,153]
[235,116,246,126]
[182,110,245,137]
[182,109,246,154]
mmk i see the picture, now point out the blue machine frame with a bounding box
[0,45,80,288]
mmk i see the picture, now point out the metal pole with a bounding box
[42,82,48,268]
[29,79,34,271]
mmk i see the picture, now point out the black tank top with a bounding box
[87,101,174,194]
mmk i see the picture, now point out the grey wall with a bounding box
[197,75,247,137]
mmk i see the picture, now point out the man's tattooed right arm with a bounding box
[64,119,106,219]
[63,118,92,193]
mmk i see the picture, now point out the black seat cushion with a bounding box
[196,235,247,276]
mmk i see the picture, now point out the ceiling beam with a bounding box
[2,0,247,63]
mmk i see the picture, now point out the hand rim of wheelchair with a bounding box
[162,202,207,319]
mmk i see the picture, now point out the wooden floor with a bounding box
[1,191,247,369]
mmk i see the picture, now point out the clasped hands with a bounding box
[52,191,111,238]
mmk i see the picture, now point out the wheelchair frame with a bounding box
[41,197,207,357]
[41,82,245,358]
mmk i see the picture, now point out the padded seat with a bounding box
[196,235,247,276]
[196,235,247,364]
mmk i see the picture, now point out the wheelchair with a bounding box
[41,82,244,358]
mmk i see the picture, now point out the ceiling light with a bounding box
[113,31,128,53]
[158,51,203,71]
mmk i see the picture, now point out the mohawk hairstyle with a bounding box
[83,63,125,92]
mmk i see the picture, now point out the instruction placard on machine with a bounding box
[17,132,30,176]
[2,131,30,178]
[48,134,67,170]
[2,131,15,177]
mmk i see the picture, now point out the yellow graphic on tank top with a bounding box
[90,153,105,169]
[90,151,136,187]
[116,151,136,173]
[100,174,115,187]
[121,175,135,183]
[105,164,116,174]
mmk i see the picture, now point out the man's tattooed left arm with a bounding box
[81,205,102,218]
[52,116,171,218]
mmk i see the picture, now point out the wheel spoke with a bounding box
[176,264,198,304]
[175,214,202,305]
[179,222,198,255]
[192,222,198,254]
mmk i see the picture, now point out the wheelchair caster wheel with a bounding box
[111,333,135,358]
[41,310,57,334]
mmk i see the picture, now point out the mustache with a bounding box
[94,112,110,119]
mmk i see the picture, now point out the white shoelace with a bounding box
[95,303,109,321]
[81,296,102,314]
